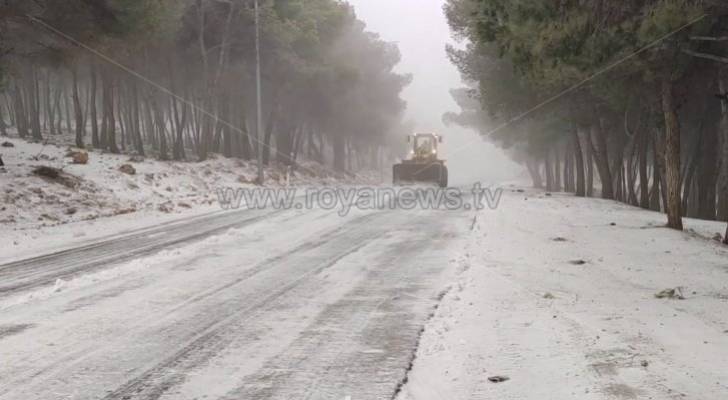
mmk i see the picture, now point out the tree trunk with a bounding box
[698,119,718,220]
[103,69,120,153]
[682,155,699,218]
[585,135,594,197]
[171,94,187,161]
[563,141,572,192]
[625,137,639,206]
[0,105,6,136]
[151,97,168,160]
[276,125,295,165]
[45,70,55,135]
[130,80,144,156]
[333,134,346,171]
[90,62,99,148]
[53,86,62,135]
[553,146,561,192]
[589,121,613,199]
[526,158,543,189]
[660,78,683,230]
[28,67,43,141]
[143,98,156,150]
[650,129,663,211]
[544,151,554,191]
[219,92,232,158]
[717,72,728,221]
[638,127,650,209]
[12,81,28,138]
[239,111,251,160]
[680,93,710,218]
[71,65,85,148]
[262,101,278,166]
[64,87,72,135]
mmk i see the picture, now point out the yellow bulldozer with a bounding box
[393,133,448,188]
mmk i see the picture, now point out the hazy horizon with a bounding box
[346,0,522,185]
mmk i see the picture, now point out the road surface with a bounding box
[0,199,471,400]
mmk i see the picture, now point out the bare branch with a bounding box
[690,35,728,42]
[682,49,728,64]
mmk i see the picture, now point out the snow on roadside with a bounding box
[397,188,728,400]
[0,135,381,261]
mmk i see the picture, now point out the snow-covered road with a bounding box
[4,187,728,400]
[0,199,470,400]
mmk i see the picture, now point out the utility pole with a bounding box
[254,0,264,184]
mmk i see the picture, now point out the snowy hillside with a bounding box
[0,136,381,231]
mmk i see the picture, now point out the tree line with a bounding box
[445,0,728,234]
[0,0,410,173]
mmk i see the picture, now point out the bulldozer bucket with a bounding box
[393,162,448,188]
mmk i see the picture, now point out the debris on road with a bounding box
[655,287,685,300]
[488,375,510,383]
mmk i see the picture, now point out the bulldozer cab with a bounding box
[409,134,440,161]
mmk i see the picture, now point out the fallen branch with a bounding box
[32,166,81,188]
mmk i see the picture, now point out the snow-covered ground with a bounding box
[397,188,728,400]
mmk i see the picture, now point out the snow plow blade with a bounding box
[393,162,448,188]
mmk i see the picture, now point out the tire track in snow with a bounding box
[222,221,455,400]
[0,211,374,399]
[0,208,283,296]
[98,212,388,400]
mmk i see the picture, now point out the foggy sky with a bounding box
[346,0,521,185]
